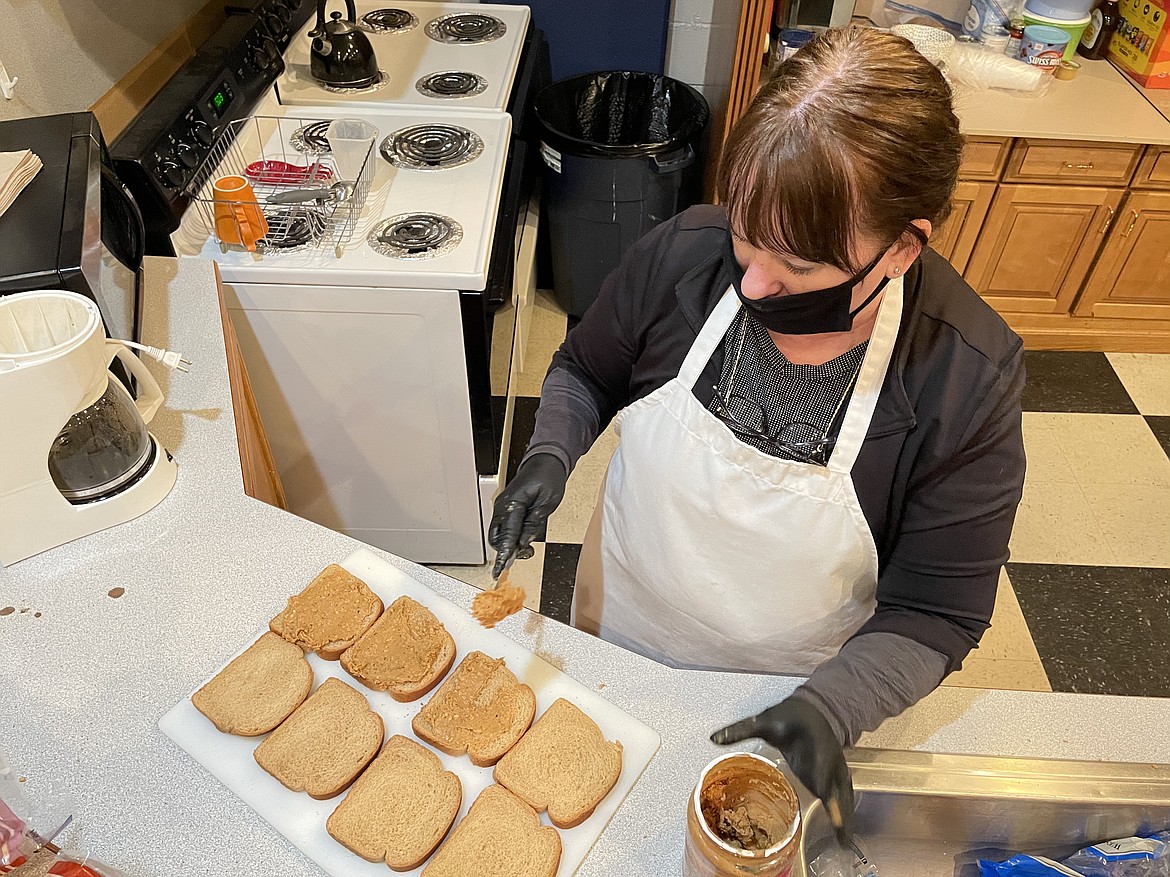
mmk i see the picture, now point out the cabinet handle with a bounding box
[1099,205,1115,234]
[1121,209,1139,237]
[1065,162,1095,170]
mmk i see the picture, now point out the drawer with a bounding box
[1003,139,1143,186]
[1133,146,1170,190]
[959,136,1012,180]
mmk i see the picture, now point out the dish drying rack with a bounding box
[185,116,375,257]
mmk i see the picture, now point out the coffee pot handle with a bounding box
[106,342,165,424]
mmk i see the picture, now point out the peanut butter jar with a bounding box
[684,752,802,877]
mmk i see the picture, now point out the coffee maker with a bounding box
[0,290,177,566]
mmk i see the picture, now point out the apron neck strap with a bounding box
[677,285,741,388]
[826,275,904,474]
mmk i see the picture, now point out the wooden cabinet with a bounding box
[960,137,1013,181]
[1073,191,1170,321]
[1003,139,1144,186]
[932,181,996,274]
[1133,146,1170,190]
[964,184,1124,315]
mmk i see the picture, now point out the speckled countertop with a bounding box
[3,256,1170,876]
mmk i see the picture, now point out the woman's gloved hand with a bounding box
[488,453,569,578]
[711,697,856,847]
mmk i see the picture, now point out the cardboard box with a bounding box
[1110,0,1170,88]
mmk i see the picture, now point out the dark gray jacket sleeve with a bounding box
[521,366,606,474]
[791,632,949,747]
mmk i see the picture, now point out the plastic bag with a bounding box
[947,43,1053,94]
[0,849,129,876]
[0,750,71,867]
[979,832,1170,876]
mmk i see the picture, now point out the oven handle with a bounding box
[101,162,147,272]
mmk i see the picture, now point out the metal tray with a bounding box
[754,746,1170,875]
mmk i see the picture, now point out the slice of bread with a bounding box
[270,563,383,660]
[327,735,461,871]
[412,651,536,767]
[254,677,383,799]
[192,632,313,736]
[421,784,561,877]
[340,595,455,701]
[494,697,624,828]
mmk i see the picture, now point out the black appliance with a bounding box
[0,112,144,346]
[110,14,288,255]
[223,0,315,49]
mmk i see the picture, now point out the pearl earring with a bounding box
[894,266,902,275]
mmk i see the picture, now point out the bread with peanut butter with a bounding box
[327,735,461,870]
[412,651,536,767]
[340,595,455,701]
[421,784,561,877]
[192,632,313,736]
[254,677,383,799]
[270,563,383,660]
[494,697,624,828]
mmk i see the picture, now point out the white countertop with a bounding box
[3,256,1170,876]
[953,56,1170,145]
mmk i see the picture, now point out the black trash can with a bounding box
[535,71,710,318]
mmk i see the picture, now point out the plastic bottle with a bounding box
[1078,0,1119,59]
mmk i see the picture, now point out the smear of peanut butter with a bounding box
[472,570,525,628]
[108,587,125,598]
[344,597,445,685]
[0,606,15,616]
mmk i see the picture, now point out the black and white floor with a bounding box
[432,292,1170,699]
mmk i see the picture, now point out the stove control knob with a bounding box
[271,2,292,25]
[189,120,214,147]
[264,11,285,38]
[249,37,281,73]
[175,142,200,170]
[158,159,186,189]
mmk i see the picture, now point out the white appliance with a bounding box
[276,1,532,112]
[0,291,177,566]
[174,98,530,564]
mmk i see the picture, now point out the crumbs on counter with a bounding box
[34,612,41,618]
[108,587,126,599]
[597,682,607,690]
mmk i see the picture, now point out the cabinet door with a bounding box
[963,184,1124,315]
[1132,146,1170,190]
[932,181,996,274]
[1073,191,1170,320]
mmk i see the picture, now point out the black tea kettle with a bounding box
[309,0,379,89]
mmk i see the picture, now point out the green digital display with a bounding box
[207,83,232,119]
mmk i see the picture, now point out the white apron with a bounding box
[571,277,904,675]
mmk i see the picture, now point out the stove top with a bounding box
[172,97,512,290]
[275,1,529,112]
[380,123,484,170]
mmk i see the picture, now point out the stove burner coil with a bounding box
[368,213,463,259]
[359,8,418,32]
[259,206,328,250]
[415,70,488,99]
[424,13,507,44]
[319,70,390,94]
[289,120,332,154]
[379,124,484,171]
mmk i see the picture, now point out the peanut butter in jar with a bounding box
[684,752,802,877]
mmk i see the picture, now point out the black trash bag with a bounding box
[535,71,709,157]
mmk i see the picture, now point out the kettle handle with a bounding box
[312,0,358,29]
[106,341,164,425]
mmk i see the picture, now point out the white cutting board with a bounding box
[160,547,661,877]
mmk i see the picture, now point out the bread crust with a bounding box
[270,564,383,660]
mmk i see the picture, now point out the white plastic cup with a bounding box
[326,118,378,183]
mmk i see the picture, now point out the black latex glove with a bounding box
[711,697,855,848]
[488,453,569,578]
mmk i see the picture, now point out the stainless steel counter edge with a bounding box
[2,256,1169,877]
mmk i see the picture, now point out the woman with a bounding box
[491,26,1025,840]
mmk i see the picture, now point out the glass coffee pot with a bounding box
[47,345,164,504]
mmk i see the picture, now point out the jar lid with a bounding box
[1024,23,1073,41]
[1055,58,1081,78]
[1023,0,1094,20]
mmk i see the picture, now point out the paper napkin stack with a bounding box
[0,150,43,220]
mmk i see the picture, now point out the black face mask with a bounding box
[727,235,892,335]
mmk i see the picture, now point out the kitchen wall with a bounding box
[664,0,744,190]
[0,0,209,122]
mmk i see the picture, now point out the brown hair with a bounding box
[717,25,962,272]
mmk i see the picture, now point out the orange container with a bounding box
[1110,0,1170,87]
[212,175,269,250]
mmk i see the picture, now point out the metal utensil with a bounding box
[265,180,354,205]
